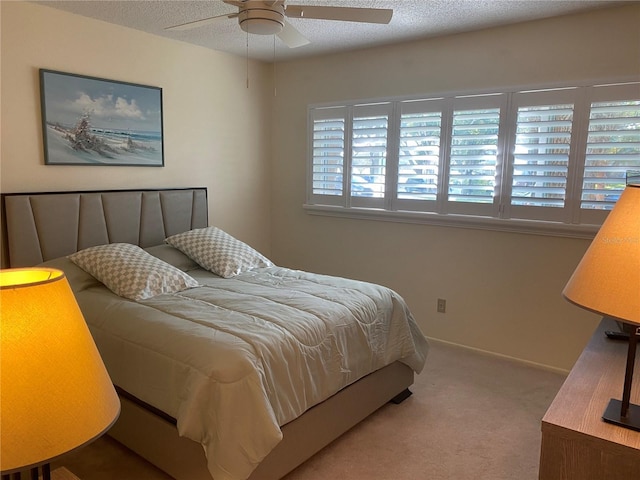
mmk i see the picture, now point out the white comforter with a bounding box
[74,266,429,480]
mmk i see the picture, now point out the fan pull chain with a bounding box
[273,35,277,97]
[246,29,249,89]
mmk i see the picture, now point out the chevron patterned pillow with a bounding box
[165,227,273,278]
[69,243,199,301]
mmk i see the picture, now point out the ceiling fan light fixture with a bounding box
[238,7,284,35]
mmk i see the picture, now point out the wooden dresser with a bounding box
[539,318,640,480]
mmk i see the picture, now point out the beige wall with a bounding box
[270,4,640,371]
[0,1,273,252]
[2,2,638,372]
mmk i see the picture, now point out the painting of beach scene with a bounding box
[40,69,164,166]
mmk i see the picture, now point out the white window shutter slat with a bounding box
[448,107,501,205]
[581,99,640,210]
[511,103,573,209]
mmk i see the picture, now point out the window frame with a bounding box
[394,97,446,213]
[349,102,392,210]
[502,87,583,224]
[305,78,640,239]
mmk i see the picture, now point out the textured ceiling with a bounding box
[36,0,628,62]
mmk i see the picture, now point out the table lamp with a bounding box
[563,181,640,431]
[0,268,120,479]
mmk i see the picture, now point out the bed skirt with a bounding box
[109,361,415,480]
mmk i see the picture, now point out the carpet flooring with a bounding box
[53,340,567,479]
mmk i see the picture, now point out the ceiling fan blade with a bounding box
[285,5,393,24]
[165,13,238,31]
[277,20,310,48]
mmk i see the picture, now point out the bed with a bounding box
[1,188,429,480]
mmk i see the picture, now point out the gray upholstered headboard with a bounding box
[2,188,208,267]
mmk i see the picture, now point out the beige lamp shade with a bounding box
[563,185,640,325]
[0,268,120,473]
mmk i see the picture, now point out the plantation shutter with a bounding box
[306,81,640,235]
[581,100,640,209]
[505,89,581,222]
[446,94,506,216]
[350,103,391,207]
[310,106,347,205]
[395,99,444,210]
[578,83,640,225]
[511,104,573,207]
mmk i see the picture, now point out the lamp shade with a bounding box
[563,184,640,325]
[0,268,120,473]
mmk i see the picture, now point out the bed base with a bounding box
[109,361,414,480]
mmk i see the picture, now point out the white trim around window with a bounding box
[305,78,640,238]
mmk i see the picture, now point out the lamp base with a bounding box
[602,398,640,432]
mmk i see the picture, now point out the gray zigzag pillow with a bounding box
[69,243,199,301]
[165,227,273,278]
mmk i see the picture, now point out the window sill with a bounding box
[303,204,599,239]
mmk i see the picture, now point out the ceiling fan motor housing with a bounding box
[238,2,285,35]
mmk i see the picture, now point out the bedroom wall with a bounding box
[0,1,273,256]
[270,4,640,372]
[2,2,638,372]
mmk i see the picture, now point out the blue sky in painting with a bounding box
[41,71,162,133]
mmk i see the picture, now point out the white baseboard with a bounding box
[426,336,571,376]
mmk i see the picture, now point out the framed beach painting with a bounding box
[39,69,164,166]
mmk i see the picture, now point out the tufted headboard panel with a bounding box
[2,188,208,267]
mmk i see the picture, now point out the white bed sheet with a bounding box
[71,265,429,480]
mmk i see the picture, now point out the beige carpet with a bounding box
[53,340,566,480]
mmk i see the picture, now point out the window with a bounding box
[580,85,640,226]
[446,95,505,217]
[306,80,640,236]
[351,103,390,207]
[311,106,345,203]
[506,88,578,223]
[511,104,572,208]
[396,99,444,209]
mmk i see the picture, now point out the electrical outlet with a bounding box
[437,298,446,313]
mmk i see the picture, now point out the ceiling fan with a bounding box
[165,0,393,48]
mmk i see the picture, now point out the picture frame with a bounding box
[39,69,164,166]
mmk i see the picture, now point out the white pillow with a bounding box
[68,243,199,301]
[165,227,273,278]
